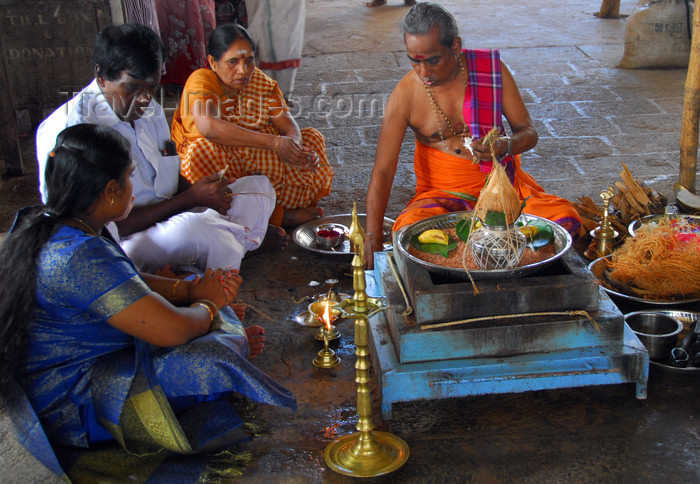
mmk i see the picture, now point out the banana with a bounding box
[518,225,538,239]
[418,229,449,245]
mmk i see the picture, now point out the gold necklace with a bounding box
[423,55,474,156]
[73,217,99,236]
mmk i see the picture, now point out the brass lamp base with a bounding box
[583,226,619,260]
[315,324,340,341]
[313,346,340,368]
[324,431,409,478]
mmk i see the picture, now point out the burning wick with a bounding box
[312,299,341,368]
[322,301,332,330]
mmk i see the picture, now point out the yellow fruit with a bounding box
[418,229,449,245]
[518,225,538,239]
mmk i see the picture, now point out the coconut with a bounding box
[474,153,522,226]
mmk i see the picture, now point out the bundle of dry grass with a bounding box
[607,221,700,299]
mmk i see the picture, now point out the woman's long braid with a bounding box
[0,210,62,391]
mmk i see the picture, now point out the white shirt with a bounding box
[35,79,180,206]
[34,79,277,272]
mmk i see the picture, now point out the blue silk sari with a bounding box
[12,226,296,479]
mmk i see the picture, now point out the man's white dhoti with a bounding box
[121,175,275,272]
[244,0,305,96]
[36,79,277,274]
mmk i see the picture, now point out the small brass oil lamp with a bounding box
[309,298,341,341]
[312,300,340,368]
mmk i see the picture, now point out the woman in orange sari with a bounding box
[171,24,333,228]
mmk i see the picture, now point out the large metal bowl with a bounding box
[395,211,572,281]
[588,256,700,305]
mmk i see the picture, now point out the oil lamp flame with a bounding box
[322,301,332,330]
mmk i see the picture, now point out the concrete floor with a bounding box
[2,0,700,482]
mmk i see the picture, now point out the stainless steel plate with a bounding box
[628,214,700,237]
[293,311,322,327]
[292,214,394,255]
[395,211,572,281]
[649,360,700,375]
[588,256,700,306]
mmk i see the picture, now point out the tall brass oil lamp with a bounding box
[584,186,618,260]
[323,203,409,477]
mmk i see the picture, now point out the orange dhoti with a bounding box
[394,142,582,237]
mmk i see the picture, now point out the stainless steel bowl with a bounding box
[314,223,345,249]
[395,211,572,281]
[624,311,683,361]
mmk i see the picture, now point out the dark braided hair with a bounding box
[0,124,131,391]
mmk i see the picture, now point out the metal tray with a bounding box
[588,256,700,306]
[628,214,700,237]
[394,211,572,281]
[646,310,700,374]
[292,213,394,255]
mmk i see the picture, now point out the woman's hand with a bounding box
[190,268,242,309]
[186,174,234,214]
[273,136,320,171]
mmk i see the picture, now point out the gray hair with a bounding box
[400,2,459,47]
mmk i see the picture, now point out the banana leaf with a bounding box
[410,234,458,258]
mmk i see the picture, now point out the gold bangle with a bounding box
[172,279,183,302]
[195,298,220,314]
[191,301,214,322]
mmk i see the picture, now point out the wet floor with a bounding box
[2,0,700,482]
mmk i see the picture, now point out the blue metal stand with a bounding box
[368,252,649,421]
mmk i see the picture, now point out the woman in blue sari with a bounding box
[0,124,295,475]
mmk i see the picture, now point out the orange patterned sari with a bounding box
[171,68,333,225]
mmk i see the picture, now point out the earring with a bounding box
[110,198,115,206]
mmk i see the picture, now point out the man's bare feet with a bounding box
[246,325,265,359]
[282,207,324,228]
[247,225,288,256]
[365,0,387,6]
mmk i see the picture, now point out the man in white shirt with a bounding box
[36,23,286,273]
